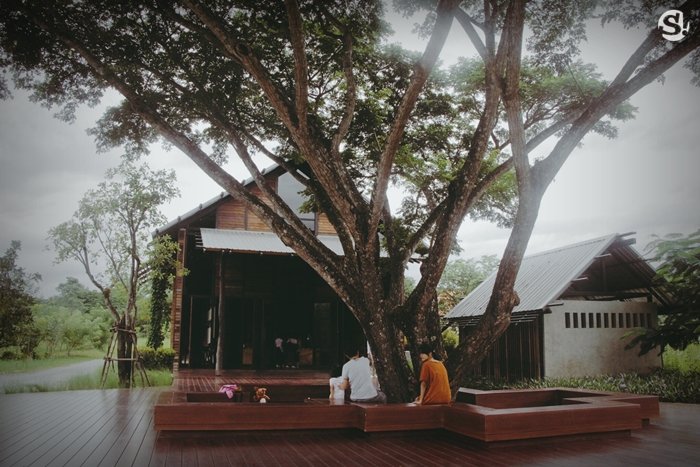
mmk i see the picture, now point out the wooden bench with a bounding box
[358,403,445,432]
[447,388,659,442]
[154,387,659,444]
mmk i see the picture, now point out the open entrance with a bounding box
[178,253,365,371]
[217,298,362,370]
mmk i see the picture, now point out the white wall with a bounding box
[543,300,661,378]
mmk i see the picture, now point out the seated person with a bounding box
[273,337,284,368]
[414,342,451,405]
[284,337,299,368]
[340,348,386,403]
[328,365,345,403]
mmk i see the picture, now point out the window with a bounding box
[277,172,316,231]
[573,313,579,328]
[603,313,609,328]
[611,313,617,328]
[625,313,631,328]
[565,312,571,328]
[581,313,586,328]
[596,313,602,328]
[589,313,595,328]
[633,313,639,327]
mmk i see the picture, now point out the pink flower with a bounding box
[219,384,240,399]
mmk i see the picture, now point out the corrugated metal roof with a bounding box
[200,228,344,255]
[446,234,619,319]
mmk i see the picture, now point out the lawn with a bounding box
[2,368,173,393]
[663,343,700,373]
[0,348,105,374]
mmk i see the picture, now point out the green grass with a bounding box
[663,343,700,373]
[0,349,104,374]
[2,368,173,394]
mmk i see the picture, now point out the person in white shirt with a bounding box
[328,365,345,403]
[339,348,386,403]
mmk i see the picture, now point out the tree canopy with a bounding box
[2,0,698,400]
[627,230,700,356]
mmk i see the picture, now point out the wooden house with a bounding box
[156,166,365,372]
[445,233,673,380]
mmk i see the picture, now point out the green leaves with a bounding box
[437,256,499,314]
[626,230,700,356]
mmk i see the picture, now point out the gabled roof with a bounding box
[154,164,284,236]
[446,233,671,323]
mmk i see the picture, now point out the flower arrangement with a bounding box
[219,384,241,399]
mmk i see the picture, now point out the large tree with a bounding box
[2,1,698,400]
[0,241,41,356]
[49,161,178,386]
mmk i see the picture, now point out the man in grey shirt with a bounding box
[340,348,386,403]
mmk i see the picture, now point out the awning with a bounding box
[199,228,345,255]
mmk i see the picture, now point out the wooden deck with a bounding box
[0,387,698,466]
[171,369,331,392]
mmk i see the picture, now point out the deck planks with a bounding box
[0,376,698,466]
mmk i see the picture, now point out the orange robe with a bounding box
[419,359,451,405]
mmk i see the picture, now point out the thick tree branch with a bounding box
[284,0,309,134]
[535,26,700,189]
[368,0,459,239]
[332,29,357,155]
[182,0,299,134]
[406,0,525,316]
[182,0,367,245]
[502,0,529,191]
[455,7,488,62]
[26,10,365,313]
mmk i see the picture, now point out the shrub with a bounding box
[459,369,700,403]
[1,348,21,360]
[442,327,459,355]
[139,346,175,369]
[663,343,700,373]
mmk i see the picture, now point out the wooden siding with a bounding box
[215,198,246,230]
[317,213,337,235]
[462,318,543,381]
[215,178,277,231]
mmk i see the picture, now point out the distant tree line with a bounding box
[0,246,171,360]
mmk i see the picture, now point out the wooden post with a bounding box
[171,228,187,372]
[215,252,225,375]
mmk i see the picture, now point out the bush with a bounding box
[459,369,700,404]
[442,327,458,355]
[1,348,22,360]
[663,343,700,373]
[139,346,175,369]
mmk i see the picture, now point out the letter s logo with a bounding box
[658,10,691,42]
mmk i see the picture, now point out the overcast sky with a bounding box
[1,8,699,298]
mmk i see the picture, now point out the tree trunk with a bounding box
[449,190,543,391]
[362,310,415,402]
[116,316,133,388]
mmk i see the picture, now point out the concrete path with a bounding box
[0,359,103,392]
